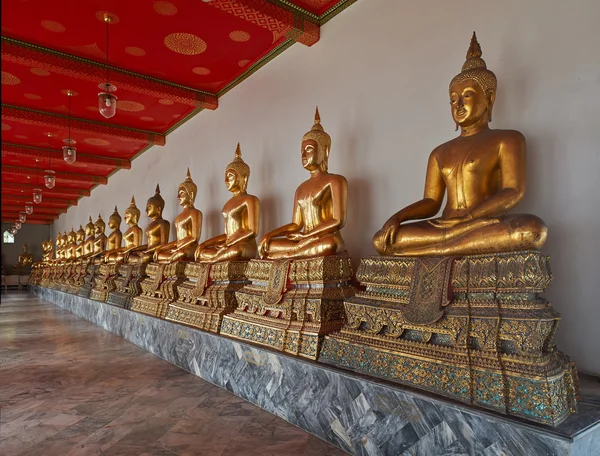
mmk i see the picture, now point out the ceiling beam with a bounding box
[2,219,52,225]
[3,165,108,185]
[1,182,90,198]
[1,105,166,147]
[1,193,77,207]
[2,205,65,214]
[2,38,218,110]
[208,0,320,46]
[2,143,131,170]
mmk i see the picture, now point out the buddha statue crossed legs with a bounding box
[154,170,202,263]
[373,33,547,256]
[106,197,143,264]
[258,108,347,260]
[196,144,259,263]
[127,185,170,264]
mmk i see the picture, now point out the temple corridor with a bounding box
[0,293,346,456]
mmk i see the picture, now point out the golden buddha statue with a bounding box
[127,185,170,264]
[42,239,53,262]
[65,228,77,260]
[103,206,123,261]
[106,196,143,264]
[154,170,202,263]
[18,243,33,267]
[74,226,86,258]
[82,217,96,257]
[196,144,259,263]
[258,108,347,259]
[88,214,107,261]
[373,33,547,256]
[56,232,66,261]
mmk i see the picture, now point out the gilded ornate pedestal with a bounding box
[320,251,579,426]
[90,263,120,302]
[130,262,186,318]
[106,263,147,309]
[77,263,100,298]
[166,261,250,333]
[221,255,355,359]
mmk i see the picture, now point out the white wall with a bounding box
[55,0,600,374]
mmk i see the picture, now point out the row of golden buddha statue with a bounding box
[30,33,578,427]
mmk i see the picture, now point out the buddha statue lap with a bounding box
[168,144,259,332]
[91,207,123,302]
[321,33,578,426]
[106,197,146,309]
[221,109,355,359]
[129,185,176,317]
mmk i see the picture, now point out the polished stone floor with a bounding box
[0,292,347,456]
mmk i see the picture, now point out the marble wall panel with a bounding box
[30,286,600,456]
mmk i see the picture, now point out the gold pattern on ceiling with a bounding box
[41,20,66,32]
[95,11,120,24]
[84,138,110,146]
[117,101,146,112]
[30,68,51,76]
[164,33,207,55]
[229,31,251,42]
[2,71,21,85]
[125,46,146,56]
[153,1,178,16]
[192,67,211,75]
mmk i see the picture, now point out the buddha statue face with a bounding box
[449,78,495,129]
[124,208,137,226]
[146,200,161,218]
[177,169,197,207]
[301,139,325,171]
[22,244,29,253]
[225,169,242,193]
[177,187,192,207]
[85,219,95,237]
[94,219,105,236]
[67,231,75,243]
[301,108,331,173]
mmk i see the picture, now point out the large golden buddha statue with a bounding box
[103,206,123,261]
[65,228,77,260]
[106,196,143,264]
[373,33,547,256]
[196,144,259,263]
[74,226,86,258]
[153,170,202,263]
[42,239,53,262]
[258,108,347,259]
[127,185,170,264]
[82,217,96,257]
[18,244,33,267]
[87,214,107,261]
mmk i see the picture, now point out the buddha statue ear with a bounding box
[487,89,496,123]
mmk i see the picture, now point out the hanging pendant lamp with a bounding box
[63,92,77,164]
[44,133,56,188]
[25,203,33,215]
[33,157,43,204]
[98,14,117,118]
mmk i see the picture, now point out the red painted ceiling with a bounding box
[1,0,354,225]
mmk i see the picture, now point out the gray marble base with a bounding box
[30,285,600,456]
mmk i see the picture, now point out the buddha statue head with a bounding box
[85,216,95,237]
[67,227,76,243]
[301,107,331,173]
[108,206,121,230]
[146,184,165,219]
[76,225,85,243]
[449,32,497,129]
[22,243,29,253]
[177,169,197,207]
[124,196,141,226]
[94,213,106,236]
[225,143,250,193]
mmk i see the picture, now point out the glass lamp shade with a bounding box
[10,227,17,235]
[14,221,22,230]
[25,203,34,215]
[19,212,27,223]
[33,188,43,204]
[98,83,118,118]
[44,170,56,189]
[63,139,77,164]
